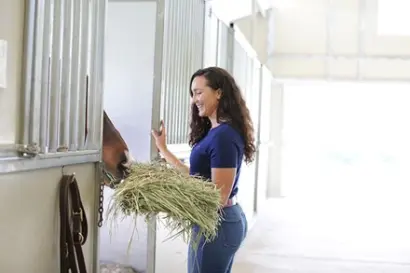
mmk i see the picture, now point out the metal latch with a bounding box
[16,143,40,158]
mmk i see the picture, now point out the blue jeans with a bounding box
[187,204,248,273]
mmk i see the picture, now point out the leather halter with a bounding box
[101,164,125,189]
[59,174,88,273]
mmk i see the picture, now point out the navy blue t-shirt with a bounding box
[189,123,244,198]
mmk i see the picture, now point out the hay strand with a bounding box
[107,161,222,247]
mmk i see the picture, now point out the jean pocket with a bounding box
[220,207,244,248]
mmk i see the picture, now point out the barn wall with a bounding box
[233,0,410,80]
[0,0,23,145]
[0,163,99,273]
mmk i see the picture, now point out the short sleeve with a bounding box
[209,132,238,168]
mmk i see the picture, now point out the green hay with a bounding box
[106,161,222,249]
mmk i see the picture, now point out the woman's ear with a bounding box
[216,88,222,100]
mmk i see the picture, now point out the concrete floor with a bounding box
[232,197,410,273]
[99,195,410,273]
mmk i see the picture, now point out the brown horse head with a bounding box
[102,110,134,188]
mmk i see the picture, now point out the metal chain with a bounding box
[97,162,105,227]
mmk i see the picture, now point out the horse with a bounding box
[101,110,134,188]
[59,110,135,273]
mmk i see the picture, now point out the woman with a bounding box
[151,66,256,273]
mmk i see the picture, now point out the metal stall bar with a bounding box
[60,0,74,152]
[78,0,91,150]
[148,0,166,271]
[29,0,46,148]
[87,0,100,150]
[49,0,64,152]
[92,0,106,150]
[163,1,177,143]
[160,0,172,125]
[68,0,82,151]
[39,0,53,154]
[22,0,36,146]
[173,0,184,144]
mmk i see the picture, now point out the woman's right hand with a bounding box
[151,120,168,153]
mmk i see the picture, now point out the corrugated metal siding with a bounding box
[161,0,205,145]
[22,0,105,154]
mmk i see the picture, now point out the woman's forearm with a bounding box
[160,148,190,174]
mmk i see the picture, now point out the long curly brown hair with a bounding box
[188,67,256,164]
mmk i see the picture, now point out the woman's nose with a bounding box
[191,96,198,104]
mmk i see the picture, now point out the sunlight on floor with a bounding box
[232,80,410,273]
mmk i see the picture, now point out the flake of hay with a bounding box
[106,161,222,248]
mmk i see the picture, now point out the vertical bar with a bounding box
[148,0,166,271]
[166,0,176,144]
[253,63,264,214]
[87,0,100,150]
[171,1,181,144]
[215,16,220,66]
[176,2,184,144]
[199,0,205,69]
[95,0,107,148]
[226,23,235,73]
[160,0,171,123]
[60,0,74,150]
[69,0,82,151]
[176,2,187,144]
[78,0,90,150]
[186,0,194,143]
[39,0,52,153]
[29,0,46,146]
[49,0,64,152]
[22,0,36,145]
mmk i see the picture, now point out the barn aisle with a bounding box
[233,198,410,273]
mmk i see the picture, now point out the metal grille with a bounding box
[22,0,105,155]
[161,0,205,145]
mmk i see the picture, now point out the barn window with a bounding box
[377,0,410,36]
[20,0,105,161]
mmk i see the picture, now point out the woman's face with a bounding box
[191,75,221,118]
